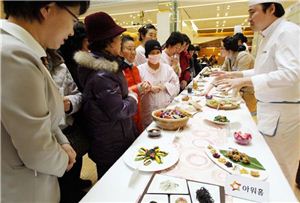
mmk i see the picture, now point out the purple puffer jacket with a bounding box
[74,51,138,166]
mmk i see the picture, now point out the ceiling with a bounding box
[82,0,296,34]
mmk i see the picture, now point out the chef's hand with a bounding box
[215,77,252,92]
[61,144,76,171]
[211,71,243,81]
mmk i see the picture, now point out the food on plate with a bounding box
[250,170,260,177]
[213,115,230,123]
[225,149,250,164]
[213,153,220,158]
[234,131,252,145]
[135,146,168,166]
[154,109,187,119]
[189,100,202,111]
[196,187,214,203]
[206,99,239,110]
[207,145,266,179]
[182,95,190,101]
[175,197,188,203]
[220,149,265,170]
[240,168,249,174]
[160,180,179,191]
[218,157,227,164]
[205,94,213,100]
[225,161,233,168]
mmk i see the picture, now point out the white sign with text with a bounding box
[225,175,269,202]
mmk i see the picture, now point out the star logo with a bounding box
[230,181,241,191]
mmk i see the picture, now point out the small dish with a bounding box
[147,128,161,138]
[234,131,252,145]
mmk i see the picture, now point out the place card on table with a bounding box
[225,174,269,202]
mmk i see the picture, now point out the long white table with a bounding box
[80,77,298,203]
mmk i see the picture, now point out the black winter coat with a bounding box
[74,51,138,166]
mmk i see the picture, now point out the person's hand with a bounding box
[215,77,250,92]
[140,81,152,94]
[180,80,188,90]
[171,54,179,66]
[210,71,230,80]
[61,144,76,171]
[151,85,163,93]
[63,97,71,112]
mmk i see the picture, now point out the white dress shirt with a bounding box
[243,18,300,102]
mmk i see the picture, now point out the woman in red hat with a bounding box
[74,12,138,179]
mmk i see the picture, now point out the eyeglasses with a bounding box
[61,6,79,23]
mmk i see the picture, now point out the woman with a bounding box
[135,23,157,66]
[212,36,256,113]
[1,1,89,202]
[120,35,152,134]
[59,21,89,92]
[74,12,138,179]
[138,40,180,128]
[161,31,184,76]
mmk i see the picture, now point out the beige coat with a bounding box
[221,51,254,72]
[1,22,69,202]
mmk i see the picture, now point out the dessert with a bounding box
[234,131,252,145]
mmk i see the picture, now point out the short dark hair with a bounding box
[261,3,285,17]
[4,1,90,22]
[138,23,157,41]
[194,46,200,51]
[222,36,239,52]
[188,44,195,51]
[121,35,134,50]
[233,33,247,43]
[181,33,191,45]
[165,32,184,47]
[59,22,87,57]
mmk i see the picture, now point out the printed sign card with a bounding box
[225,174,269,202]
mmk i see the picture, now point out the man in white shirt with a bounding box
[214,0,300,187]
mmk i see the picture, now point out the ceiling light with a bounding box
[216,21,219,24]
[225,13,228,16]
[223,20,226,23]
[190,15,248,22]
[244,18,248,22]
[217,13,220,17]
[216,24,219,27]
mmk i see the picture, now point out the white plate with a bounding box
[205,145,268,180]
[204,115,230,125]
[124,144,179,172]
[210,116,230,125]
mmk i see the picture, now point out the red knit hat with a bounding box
[84,12,126,44]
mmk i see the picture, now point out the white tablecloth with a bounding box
[80,77,298,203]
